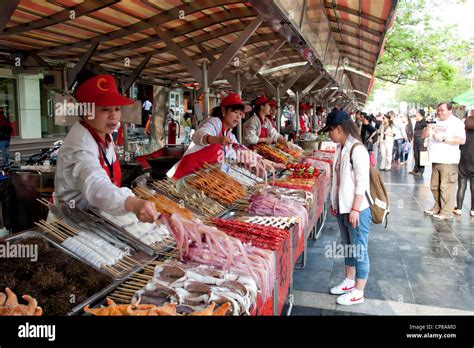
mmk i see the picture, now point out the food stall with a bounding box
[0,0,396,318]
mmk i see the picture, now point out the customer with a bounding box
[0,107,13,168]
[454,116,474,216]
[392,115,407,166]
[410,110,428,176]
[361,114,377,167]
[403,115,414,163]
[380,114,395,171]
[319,110,372,306]
[423,102,466,220]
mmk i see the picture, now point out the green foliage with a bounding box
[396,73,470,107]
[375,0,472,85]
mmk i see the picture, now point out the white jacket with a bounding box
[167,117,238,177]
[330,135,371,214]
[242,114,280,147]
[54,122,134,216]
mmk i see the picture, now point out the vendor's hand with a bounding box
[349,210,360,228]
[125,196,159,223]
[329,206,337,217]
[216,136,233,145]
[265,137,273,144]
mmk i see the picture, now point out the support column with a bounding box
[295,91,299,136]
[17,74,42,139]
[236,70,242,143]
[202,61,209,118]
[276,86,281,133]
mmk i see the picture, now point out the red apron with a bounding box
[80,121,122,187]
[259,116,270,138]
[298,114,308,133]
[173,123,230,179]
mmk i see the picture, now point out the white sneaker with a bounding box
[329,278,355,295]
[336,288,364,306]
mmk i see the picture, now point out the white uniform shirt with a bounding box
[428,115,466,164]
[54,122,134,216]
[330,135,371,214]
[167,117,238,177]
[242,114,280,147]
[143,100,152,111]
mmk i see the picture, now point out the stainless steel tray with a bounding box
[89,207,174,256]
[0,230,123,316]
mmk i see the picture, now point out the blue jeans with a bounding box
[0,140,9,167]
[336,207,372,280]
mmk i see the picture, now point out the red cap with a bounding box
[254,95,270,106]
[220,92,244,107]
[299,102,308,111]
[75,75,134,106]
[269,99,277,107]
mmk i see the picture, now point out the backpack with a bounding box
[350,143,390,227]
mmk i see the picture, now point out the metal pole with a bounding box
[295,91,299,136]
[312,96,316,131]
[202,61,209,118]
[120,76,129,154]
[276,86,281,133]
[236,70,242,143]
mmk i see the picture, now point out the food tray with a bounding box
[0,230,123,315]
[89,207,175,256]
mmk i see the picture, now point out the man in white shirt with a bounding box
[422,102,466,220]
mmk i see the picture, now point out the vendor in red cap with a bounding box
[167,92,245,179]
[266,99,278,130]
[295,102,311,133]
[243,95,288,147]
[54,74,159,222]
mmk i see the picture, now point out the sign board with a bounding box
[319,141,337,152]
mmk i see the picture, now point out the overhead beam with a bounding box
[335,40,377,57]
[94,8,257,58]
[154,25,203,85]
[123,51,154,92]
[1,0,119,36]
[331,28,380,46]
[35,0,244,54]
[0,0,20,33]
[323,2,386,25]
[207,15,263,85]
[240,39,285,90]
[300,74,324,98]
[256,73,277,97]
[326,14,383,37]
[67,42,99,90]
[195,41,238,90]
[280,62,311,95]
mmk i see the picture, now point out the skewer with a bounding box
[108,294,132,302]
[121,283,143,290]
[36,198,51,207]
[35,221,69,240]
[55,219,80,236]
[42,220,75,238]
[117,258,134,267]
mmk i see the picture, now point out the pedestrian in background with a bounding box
[423,102,466,220]
[380,114,395,171]
[454,116,474,217]
[410,109,428,176]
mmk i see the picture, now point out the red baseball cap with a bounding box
[269,99,277,107]
[299,102,308,111]
[75,75,134,106]
[220,92,245,107]
[254,95,270,106]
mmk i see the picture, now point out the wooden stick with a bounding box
[35,222,68,240]
[55,220,80,236]
[41,220,74,238]
[108,294,132,302]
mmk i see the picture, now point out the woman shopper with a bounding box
[454,116,474,216]
[319,110,372,306]
[379,114,395,171]
[410,110,428,176]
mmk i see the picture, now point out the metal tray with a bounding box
[0,230,123,316]
[89,207,174,256]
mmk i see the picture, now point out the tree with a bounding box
[396,73,470,107]
[375,0,471,85]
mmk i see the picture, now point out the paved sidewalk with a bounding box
[291,160,473,315]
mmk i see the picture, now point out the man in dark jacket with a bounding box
[410,110,428,176]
